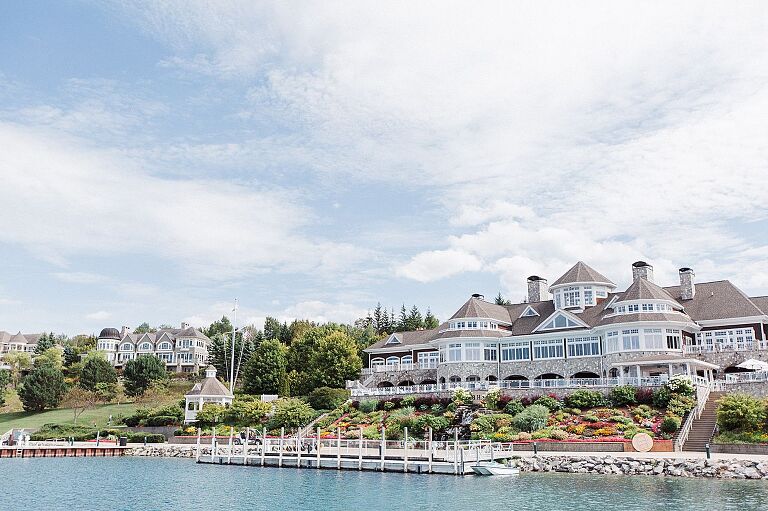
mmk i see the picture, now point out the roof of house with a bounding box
[450,296,513,323]
[186,368,233,398]
[365,327,441,350]
[663,280,766,321]
[620,277,678,303]
[550,261,615,288]
[751,296,768,315]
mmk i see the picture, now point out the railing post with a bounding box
[227,429,233,464]
[244,427,250,464]
[403,427,408,473]
[453,429,458,475]
[358,427,363,470]
[261,427,267,466]
[297,428,302,468]
[211,427,216,458]
[279,427,284,467]
[380,426,386,471]
[317,427,322,468]
[195,428,201,462]
[428,427,433,473]
[337,427,341,469]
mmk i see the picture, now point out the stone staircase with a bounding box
[682,391,723,452]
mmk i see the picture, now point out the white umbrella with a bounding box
[736,359,768,371]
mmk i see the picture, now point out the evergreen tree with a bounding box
[206,332,253,384]
[63,345,81,367]
[204,316,234,339]
[18,365,67,411]
[406,305,424,330]
[79,355,118,391]
[372,302,385,334]
[0,369,10,406]
[34,332,56,355]
[263,317,283,342]
[134,322,155,334]
[424,308,439,329]
[494,292,512,306]
[397,304,408,332]
[123,355,168,396]
[242,339,287,395]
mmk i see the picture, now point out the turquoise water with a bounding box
[2,458,768,511]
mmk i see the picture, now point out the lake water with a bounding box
[2,457,768,511]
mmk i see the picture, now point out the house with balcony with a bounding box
[96,322,211,373]
[354,261,768,397]
[0,331,42,356]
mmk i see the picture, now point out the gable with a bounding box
[533,310,589,332]
[385,334,401,345]
[519,305,539,318]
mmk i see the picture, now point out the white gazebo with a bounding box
[612,355,720,383]
[184,365,234,423]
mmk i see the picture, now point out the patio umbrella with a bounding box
[736,359,768,371]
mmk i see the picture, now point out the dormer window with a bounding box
[385,334,401,345]
[563,287,581,307]
[539,312,581,330]
[583,286,594,305]
[520,305,539,318]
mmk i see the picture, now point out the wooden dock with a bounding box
[0,444,128,458]
[195,426,515,476]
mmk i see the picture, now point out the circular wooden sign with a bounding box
[631,432,654,452]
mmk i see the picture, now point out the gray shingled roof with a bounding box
[450,296,514,323]
[621,277,678,303]
[663,280,765,321]
[364,327,441,351]
[598,311,694,326]
[186,373,233,397]
[550,261,615,288]
[751,296,768,315]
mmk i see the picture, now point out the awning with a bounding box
[736,358,768,371]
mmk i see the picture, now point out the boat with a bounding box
[470,461,520,476]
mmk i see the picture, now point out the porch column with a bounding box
[635,365,641,383]
[618,365,624,383]
[685,363,691,376]
[668,363,673,376]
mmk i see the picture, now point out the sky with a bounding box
[1,1,768,336]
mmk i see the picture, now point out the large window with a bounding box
[448,343,462,362]
[622,329,640,350]
[139,342,152,351]
[371,357,385,366]
[540,313,580,330]
[666,329,681,350]
[533,339,564,360]
[418,351,439,369]
[643,328,665,349]
[563,287,580,307]
[501,342,530,361]
[464,342,482,361]
[386,356,399,366]
[583,286,594,306]
[484,343,498,361]
[566,336,599,357]
[605,331,620,353]
[120,343,133,352]
[400,355,413,366]
[158,342,172,351]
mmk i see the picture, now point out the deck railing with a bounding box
[683,341,768,354]
[673,383,711,452]
[724,370,768,384]
[350,377,676,397]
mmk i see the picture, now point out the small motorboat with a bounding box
[470,461,520,476]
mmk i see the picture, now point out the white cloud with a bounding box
[0,122,367,281]
[397,249,483,283]
[52,272,109,284]
[85,310,112,320]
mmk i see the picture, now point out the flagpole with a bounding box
[229,299,238,393]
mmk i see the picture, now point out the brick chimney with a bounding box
[527,276,548,303]
[632,261,654,282]
[679,267,695,300]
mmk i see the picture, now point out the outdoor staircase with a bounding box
[682,391,723,452]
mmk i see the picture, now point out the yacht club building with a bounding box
[354,261,768,396]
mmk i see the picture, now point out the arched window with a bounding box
[400,355,413,367]
[448,375,462,383]
[370,357,385,366]
[140,342,152,351]
[385,356,399,366]
[158,342,172,351]
[465,375,480,389]
[120,343,133,351]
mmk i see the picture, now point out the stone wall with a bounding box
[513,455,768,479]
[363,368,437,387]
[722,381,768,398]
[712,443,768,455]
[436,359,602,382]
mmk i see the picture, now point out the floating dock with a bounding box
[0,444,128,458]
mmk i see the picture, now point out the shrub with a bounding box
[635,387,655,405]
[414,414,450,434]
[362,425,381,440]
[517,431,532,441]
[610,385,637,406]
[564,407,581,415]
[430,403,444,414]
[565,390,606,409]
[307,387,349,411]
[452,387,473,405]
[359,400,377,413]
[667,395,696,417]
[660,415,681,433]
[512,404,550,432]
[652,387,672,408]
[549,429,568,440]
[666,375,694,397]
[401,395,416,407]
[484,387,502,410]
[504,400,524,416]
[534,395,562,412]
[583,414,600,423]
[144,415,179,427]
[632,404,654,419]
[267,398,317,431]
[716,393,768,432]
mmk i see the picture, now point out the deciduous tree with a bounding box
[242,339,287,396]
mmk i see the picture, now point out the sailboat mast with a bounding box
[229,298,238,393]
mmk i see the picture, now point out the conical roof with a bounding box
[449,295,513,323]
[621,277,678,303]
[550,261,615,288]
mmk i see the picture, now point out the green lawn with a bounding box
[0,380,193,431]
[0,402,146,431]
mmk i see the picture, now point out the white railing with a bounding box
[684,341,768,354]
[674,382,712,452]
[362,363,437,375]
[350,377,674,397]
[724,370,768,384]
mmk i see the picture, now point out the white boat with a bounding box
[470,461,520,476]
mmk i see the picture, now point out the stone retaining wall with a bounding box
[712,443,768,455]
[513,455,768,479]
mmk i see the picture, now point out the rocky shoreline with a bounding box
[125,445,768,479]
[514,455,768,479]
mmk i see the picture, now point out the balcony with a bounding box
[350,376,690,397]
[684,340,768,354]
[362,362,437,375]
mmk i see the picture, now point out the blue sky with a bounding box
[1,1,768,335]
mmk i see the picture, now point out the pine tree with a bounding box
[397,304,408,332]
[407,305,423,330]
[424,308,439,329]
[494,292,512,306]
[34,333,56,355]
[372,303,385,334]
